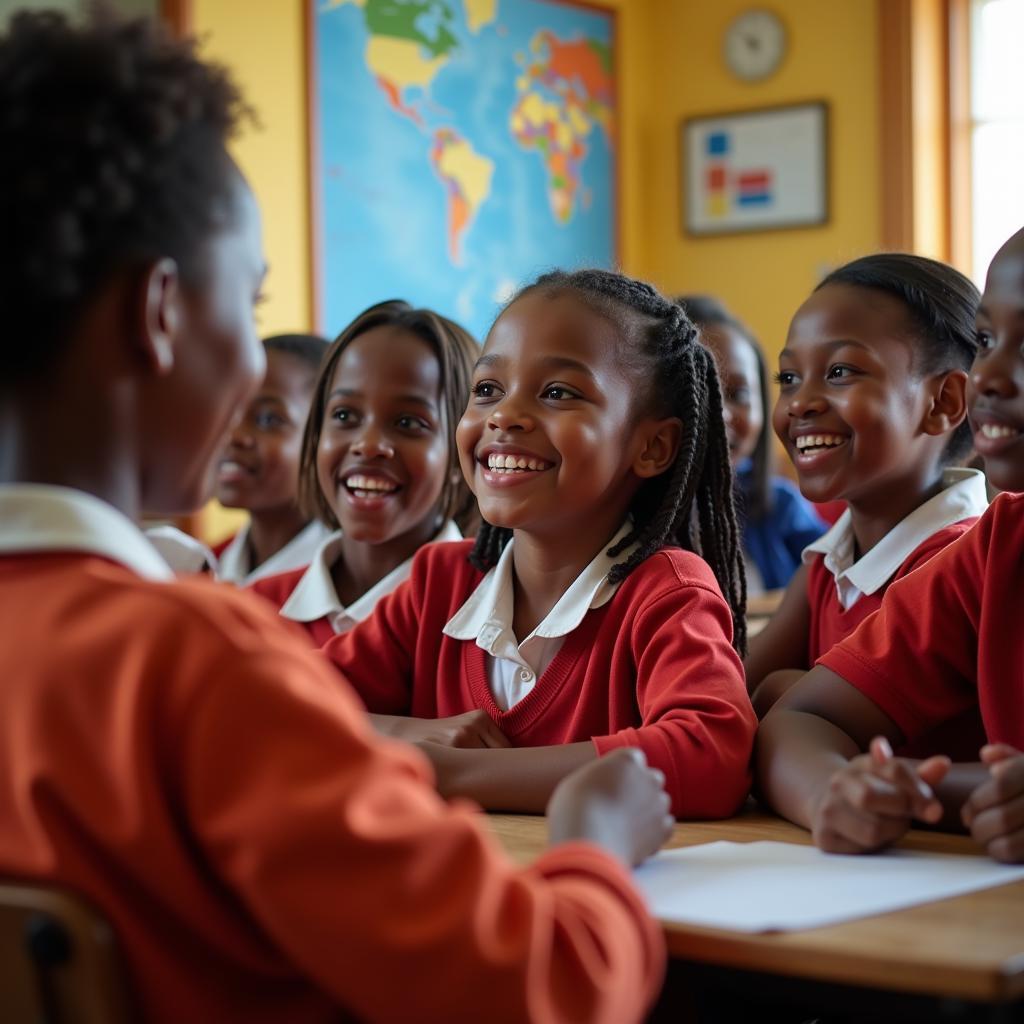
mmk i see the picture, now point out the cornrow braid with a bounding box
[468,268,747,655]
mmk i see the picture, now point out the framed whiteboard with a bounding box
[682,101,828,236]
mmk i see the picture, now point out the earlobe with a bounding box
[138,258,181,376]
[924,370,968,437]
[634,417,683,478]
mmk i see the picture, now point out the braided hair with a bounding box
[468,269,747,655]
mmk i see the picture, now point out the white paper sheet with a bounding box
[633,840,1024,933]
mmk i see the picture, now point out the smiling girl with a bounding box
[249,301,478,644]
[744,254,989,720]
[321,269,757,818]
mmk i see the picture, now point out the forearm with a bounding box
[755,709,859,827]
[921,762,989,831]
[431,742,598,812]
[368,713,407,738]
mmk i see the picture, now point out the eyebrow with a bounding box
[473,353,598,379]
[326,387,438,409]
[779,338,874,359]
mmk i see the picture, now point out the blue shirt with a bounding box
[737,466,827,591]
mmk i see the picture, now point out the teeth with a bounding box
[346,474,398,493]
[486,453,550,471]
[980,423,1020,439]
[795,433,846,451]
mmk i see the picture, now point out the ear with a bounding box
[633,416,682,479]
[921,369,968,438]
[135,258,182,376]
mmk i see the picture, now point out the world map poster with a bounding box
[310,0,616,342]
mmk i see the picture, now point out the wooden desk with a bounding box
[489,810,1024,1020]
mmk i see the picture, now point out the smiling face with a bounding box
[969,229,1024,492]
[215,349,316,513]
[456,290,667,548]
[772,283,945,507]
[701,323,764,467]
[315,325,448,546]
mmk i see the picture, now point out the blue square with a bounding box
[706,132,729,156]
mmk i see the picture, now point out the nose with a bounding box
[971,341,1019,399]
[350,422,395,459]
[487,391,535,434]
[784,380,827,419]
[228,419,256,449]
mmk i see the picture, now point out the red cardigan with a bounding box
[323,540,756,818]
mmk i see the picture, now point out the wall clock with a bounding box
[723,9,787,82]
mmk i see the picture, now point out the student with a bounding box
[249,301,477,645]
[323,270,757,818]
[680,294,827,594]
[756,225,1024,864]
[213,332,331,584]
[744,254,989,719]
[0,12,673,1021]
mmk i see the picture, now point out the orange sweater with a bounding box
[0,551,664,1023]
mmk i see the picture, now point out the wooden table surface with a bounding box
[487,809,1024,1004]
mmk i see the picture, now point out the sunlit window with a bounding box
[969,0,1024,284]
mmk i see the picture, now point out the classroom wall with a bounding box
[190,0,881,540]
[634,0,881,360]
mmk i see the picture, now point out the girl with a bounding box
[0,10,670,1022]
[745,254,989,720]
[756,225,1024,863]
[680,294,827,594]
[213,333,331,584]
[249,301,478,645]
[323,269,757,818]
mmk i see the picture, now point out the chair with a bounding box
[0,882,133,1024]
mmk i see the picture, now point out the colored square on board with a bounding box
[706,132,729,156]
[705,193,729,218]
[706,166,727,191]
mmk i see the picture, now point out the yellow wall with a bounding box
[191,0,882,539]
[636,0,880,359]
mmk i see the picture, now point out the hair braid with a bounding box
[467,268,748,654]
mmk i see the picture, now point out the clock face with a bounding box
[724,10,787,82]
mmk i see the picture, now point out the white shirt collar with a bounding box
[443,521,638,648]
[801,466,989,608]
[216,519,333,585]
[281,520,463,630]
[144,524,216,575]
[0,484,174,581]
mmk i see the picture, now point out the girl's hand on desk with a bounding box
[812,737,948,854]
[547,748,674,867]
[374,710,511,749]
[962,744,1024,863]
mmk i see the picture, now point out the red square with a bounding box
[706,166,726,191]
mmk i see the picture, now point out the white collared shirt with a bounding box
[217,519,333,586]
[144,525,217,575]
[443,522,639,711]
[0,484,175,581]
[801,466,989,610]
[281,521,463,635]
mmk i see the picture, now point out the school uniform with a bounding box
[144,523,217,574]
[819,492,1024,752]
[250,521,462,646]
[323,525,756,818]
[215,518,331,585]
[0,483,664,1024]
[802,467,989,664]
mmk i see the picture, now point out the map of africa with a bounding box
[314,0,615,342]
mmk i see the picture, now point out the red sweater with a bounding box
[323,540,756,818]
[249,568,335,646]
[821,495,1023,752]
[807,519,980,664]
